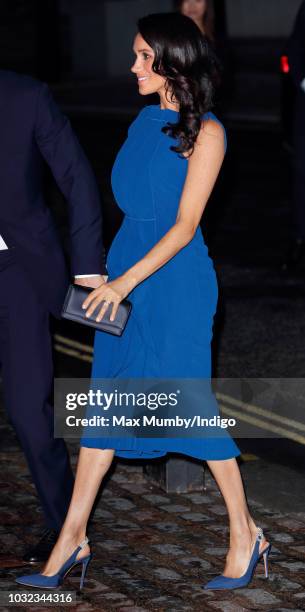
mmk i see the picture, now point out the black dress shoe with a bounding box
[281,239,305,272]
[22,528,59,563]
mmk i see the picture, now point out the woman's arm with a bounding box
[83,119,225,322]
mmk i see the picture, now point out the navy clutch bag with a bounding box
[61,284,132,336]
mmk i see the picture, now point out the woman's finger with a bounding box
[110,302,119,322]
[82,288,103,310]
[96,301,112,322]
[85,295,109,318]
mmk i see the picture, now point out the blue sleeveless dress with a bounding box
[81,105,240,461]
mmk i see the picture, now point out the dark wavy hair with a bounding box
[137,13,219,157]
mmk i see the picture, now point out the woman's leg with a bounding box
[42,447,115,575]
[207,457,269,578]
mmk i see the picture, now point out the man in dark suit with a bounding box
[0,70,107,562]
[283,1,305,270]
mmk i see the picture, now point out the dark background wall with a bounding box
[0,0,302,82]
[226,0,303,37]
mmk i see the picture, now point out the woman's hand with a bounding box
[82,275,135,322]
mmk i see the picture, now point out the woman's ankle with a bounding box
[229,518,254,542]
[60,525,87,545]
[229,519,266,552]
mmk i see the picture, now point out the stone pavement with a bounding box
[0,423,305,612]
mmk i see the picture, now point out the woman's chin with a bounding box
[138,86,154,96]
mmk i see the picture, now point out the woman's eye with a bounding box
[143,53,151,60]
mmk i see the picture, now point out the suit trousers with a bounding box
[0,247,74,530]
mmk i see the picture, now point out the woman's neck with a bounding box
[159,92,179,112]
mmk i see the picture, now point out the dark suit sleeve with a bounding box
[34,82,107,276]
[287,2,305,88]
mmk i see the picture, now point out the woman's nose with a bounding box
[131,58,142,73]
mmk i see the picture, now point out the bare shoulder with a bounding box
[198,117,225,143]
[187,118,225,163]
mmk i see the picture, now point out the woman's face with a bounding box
[131,33,166,96]
[180,0,207,23]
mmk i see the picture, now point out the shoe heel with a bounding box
[262,546,271,578]
[79,556,91,589]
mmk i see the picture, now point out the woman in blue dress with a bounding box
[17,13,271,591]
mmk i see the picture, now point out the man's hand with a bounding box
[74,275,108,289]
